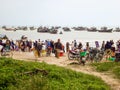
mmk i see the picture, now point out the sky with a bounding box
[0,0,120,27]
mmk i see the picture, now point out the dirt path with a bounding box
[12,52,120,90]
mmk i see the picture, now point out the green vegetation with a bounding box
[91,62,120,79]
[0,57,110,90]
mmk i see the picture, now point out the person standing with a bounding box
[37,41,42,57]
[86,42,90,52]
[74,40,77,48]
[101,41,105,51]
[66,42,70,52]
[95,41,99,49]
[54,39,62,58]
[78,42,83,49]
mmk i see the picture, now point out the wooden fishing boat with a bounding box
[98,27,113,33]
[29,27,36,30]
[87,27,98,32]
[63,27,71,31]
[49,29,58,34]
[37,27,50,33]
[73,27,86,31]
[0,34,8,39]
[5,28,16,31]
[59,31,63,34]
[113,27,120,32]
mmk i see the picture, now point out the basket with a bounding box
[108,57,115,61]
[80,52,86,57]
[59,51,64,57]
[41,50,46,56]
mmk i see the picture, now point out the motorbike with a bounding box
[68,49,89,65]
[68,49,80,60]
[89,47,104,62]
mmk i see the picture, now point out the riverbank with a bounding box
[0,57,111,90]
[9,51,120,90]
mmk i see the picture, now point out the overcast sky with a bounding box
[0,0,120,27]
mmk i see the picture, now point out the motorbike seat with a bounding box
[70,50,79,55]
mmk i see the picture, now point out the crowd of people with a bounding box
[0,38,65,58]
[0,37,120,60]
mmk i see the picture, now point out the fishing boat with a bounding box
[63,27,71,31]
[49,29,58,34]
[73,27,86,31]
[22,26,28,31]
[2,26,6,29]
[98,27,113,33]
[113,27,120,32]
[59,31,63,34]
[29,27,36,30]
[37,27,50,33]
[5,28,16,31]
[87,27,98,32]
[0,34,8,39]
[21,35,27,40]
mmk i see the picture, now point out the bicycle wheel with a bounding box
[1,51,6,56]
[68,52,74,60]
[105,49,112,56]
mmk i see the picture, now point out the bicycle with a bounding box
[88,47,104,62]
[1,47,13,58]
[68,49,89,65]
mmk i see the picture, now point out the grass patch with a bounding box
[113,67,120,79]
[0,57,110,90]
[91,62,120,79]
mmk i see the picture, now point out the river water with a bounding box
[1,28,120,47]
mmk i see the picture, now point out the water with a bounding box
[1,28,120,47]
